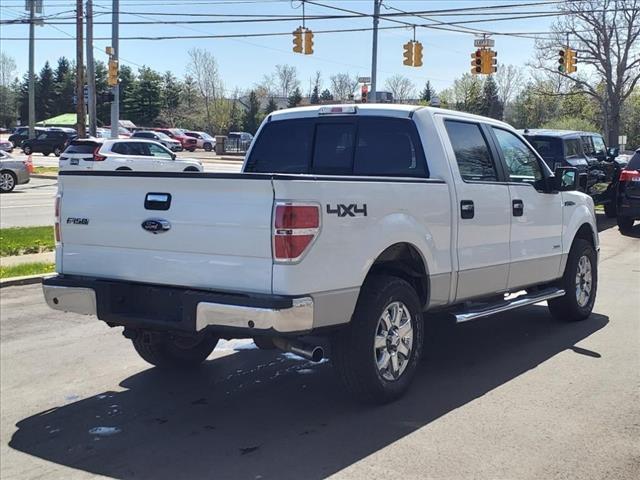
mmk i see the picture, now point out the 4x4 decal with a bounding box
[326,204,368,217]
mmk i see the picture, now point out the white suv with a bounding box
[59,139,203,172]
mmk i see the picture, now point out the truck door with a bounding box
[443,120,511,301]
[490,127,563,289]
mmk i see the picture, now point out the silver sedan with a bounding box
[0,151,30,193]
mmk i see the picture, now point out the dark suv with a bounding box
[8,127,46,148]
[522,129,626,216]
[616,149,640,232]
[21,129,77,157]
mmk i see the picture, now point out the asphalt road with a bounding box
[1,218,638,480]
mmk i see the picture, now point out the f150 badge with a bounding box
[141,219,171,234]
[66,217,89,225]
[326,204,368,217]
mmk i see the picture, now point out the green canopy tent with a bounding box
[36,113,89,128]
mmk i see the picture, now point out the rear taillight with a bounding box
[273,203,320,262]
[54,194,62,243]
[93,146,106,161]
[620,169,640,182]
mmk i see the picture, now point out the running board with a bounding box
[453,288,565,323]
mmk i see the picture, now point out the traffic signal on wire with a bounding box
[402,40,423,67]
[304,29,314,55]
[403,41,414,66]
[293,27,303,53]
[471,49,482,74]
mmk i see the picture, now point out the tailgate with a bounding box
[58,172,275,293]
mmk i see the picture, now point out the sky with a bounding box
[0,0,560,94]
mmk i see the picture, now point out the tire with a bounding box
[188,148,196,152]
[23,145,32,155]
[53,147,63,157]
[331,274,424,404]
[604,201,617,218]
[0,171,17,193]
[253,336,276,350]
[617,216,634,232]
[43,152,50,157]
[203,143,212,152]
[115,167,132,171]
[132,332,218,369]
[183,167,199,172]
[548,239,597,322]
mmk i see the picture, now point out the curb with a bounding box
[31,174,58,179]
[0,274,48,288]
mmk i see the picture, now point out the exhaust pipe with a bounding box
[273,338,324,363]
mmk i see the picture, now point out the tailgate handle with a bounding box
[145,193,172,211]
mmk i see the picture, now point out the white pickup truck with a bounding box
[43,105,599,403]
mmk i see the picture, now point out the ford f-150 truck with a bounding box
[43,105,599,404]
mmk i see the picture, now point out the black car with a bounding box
[522,129,627,216]
[21,129,77,156]
[616,149,640,232]
[8,127,46,148]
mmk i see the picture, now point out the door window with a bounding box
[492,128,543,185]
[445,120,498,182]
[148,143,172,158]
[564,138,582,158]
[592,136,606,156]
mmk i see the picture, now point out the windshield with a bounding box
[201,133,214,140]
[170,129,185,136]
[155,132,171,140]
[525,136,563,167]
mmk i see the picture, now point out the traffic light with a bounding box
[483,49,497,74]
[471,49,482,74]
[293,27,303,53]
[413,41,423,67]
[304,29,314,55]
[107,59,118,87]
[567,48,577,73]
[558,48,567,73]
[403,41,414,66]
[361,84,368,103]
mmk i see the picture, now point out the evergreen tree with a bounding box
[52,57,74,115]
[264,96,278,115]
[94,61,110,125]
[18,74,31,124]
[419,81,435,103]
[310,85,320,104]
[162,72,182,115]
[287,87,302,107]
[36,61,55,121]
[479,76,504,120]
[319,89,333,102]
[181,75,198,110]
[243,90,260,134]
[118,65,136,122]
[131,67,162,125]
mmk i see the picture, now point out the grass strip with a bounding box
[0,226,55,256]
[0,262,55,279]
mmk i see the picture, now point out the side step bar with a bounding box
[454,287,565,323]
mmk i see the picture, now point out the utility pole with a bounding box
[75,0,86,137]
[370,0,381,103]
[110,0,120,139]
[28,0,35,138]
[86,0,97,137]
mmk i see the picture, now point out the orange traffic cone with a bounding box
[26,154,34,173]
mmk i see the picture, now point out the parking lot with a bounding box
[1,217,638,480]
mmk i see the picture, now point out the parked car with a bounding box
[44,104,598,404]
[522,129,626,216]
[131,130,182,152]
[22,129,77,156]
[8,127,46,148]
[184,131,216,151]
[154,128,197,152]
[227,131,253,152]
[0,150,30,193]
[616,148,640,232]
[0,139,14,153]
[59,138,202,172]
[105,126,132,138]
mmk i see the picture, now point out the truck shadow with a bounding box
[10,307,608,480]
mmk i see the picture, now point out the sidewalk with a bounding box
[0,251,55,267]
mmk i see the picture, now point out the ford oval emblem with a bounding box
[141,219,171,234]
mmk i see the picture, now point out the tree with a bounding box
[494,64,524,106]
[275,64,299,98]
[118,65,135,121]
[385,74,415,103]
[0,53,18,127]
[187,48,223,131]
[320,89,333,102]
[309,71,321,104]
[129,67,162,125]
[52,57,75,116]
[94,61,110,125]
[451,74,483,114]
[36,61,55,121]
[264,97,278,114]
[310,85,320,104]
[287,87,302,108]
[419,81,435,103]
[479,75,504,120]
[243,90,261,134]
[161,72,182,125]
[535,0,640,145]
[330,73,358,101]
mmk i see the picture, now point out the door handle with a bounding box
[512,199,524,217]
[145,192,172,211]
[460,200,474,219]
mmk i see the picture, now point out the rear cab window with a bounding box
[245,116,428,178]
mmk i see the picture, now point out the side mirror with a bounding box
[607,147,619,160]
[554,166,578,191]
[171,153,176,160]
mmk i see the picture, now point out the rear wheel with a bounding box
[548,239,597,321]
[132,332,218,369]
[183,166,199,172]
[115,167,132,171]
[617,216,634,232]
[23,145,32,155]
[53,146,63,156]
[43,152,50,157]
[0,171,17,193]
[203,143,212,152]
[331,274,424,404]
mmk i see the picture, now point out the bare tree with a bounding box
[308,70,322,97]
[187,48,223,131]
[0,53,18,127]
[494,64,524,105]
[535,0,640,144]
[385,74,416,103]
[330,73,358,101]
[275,64,299,98]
